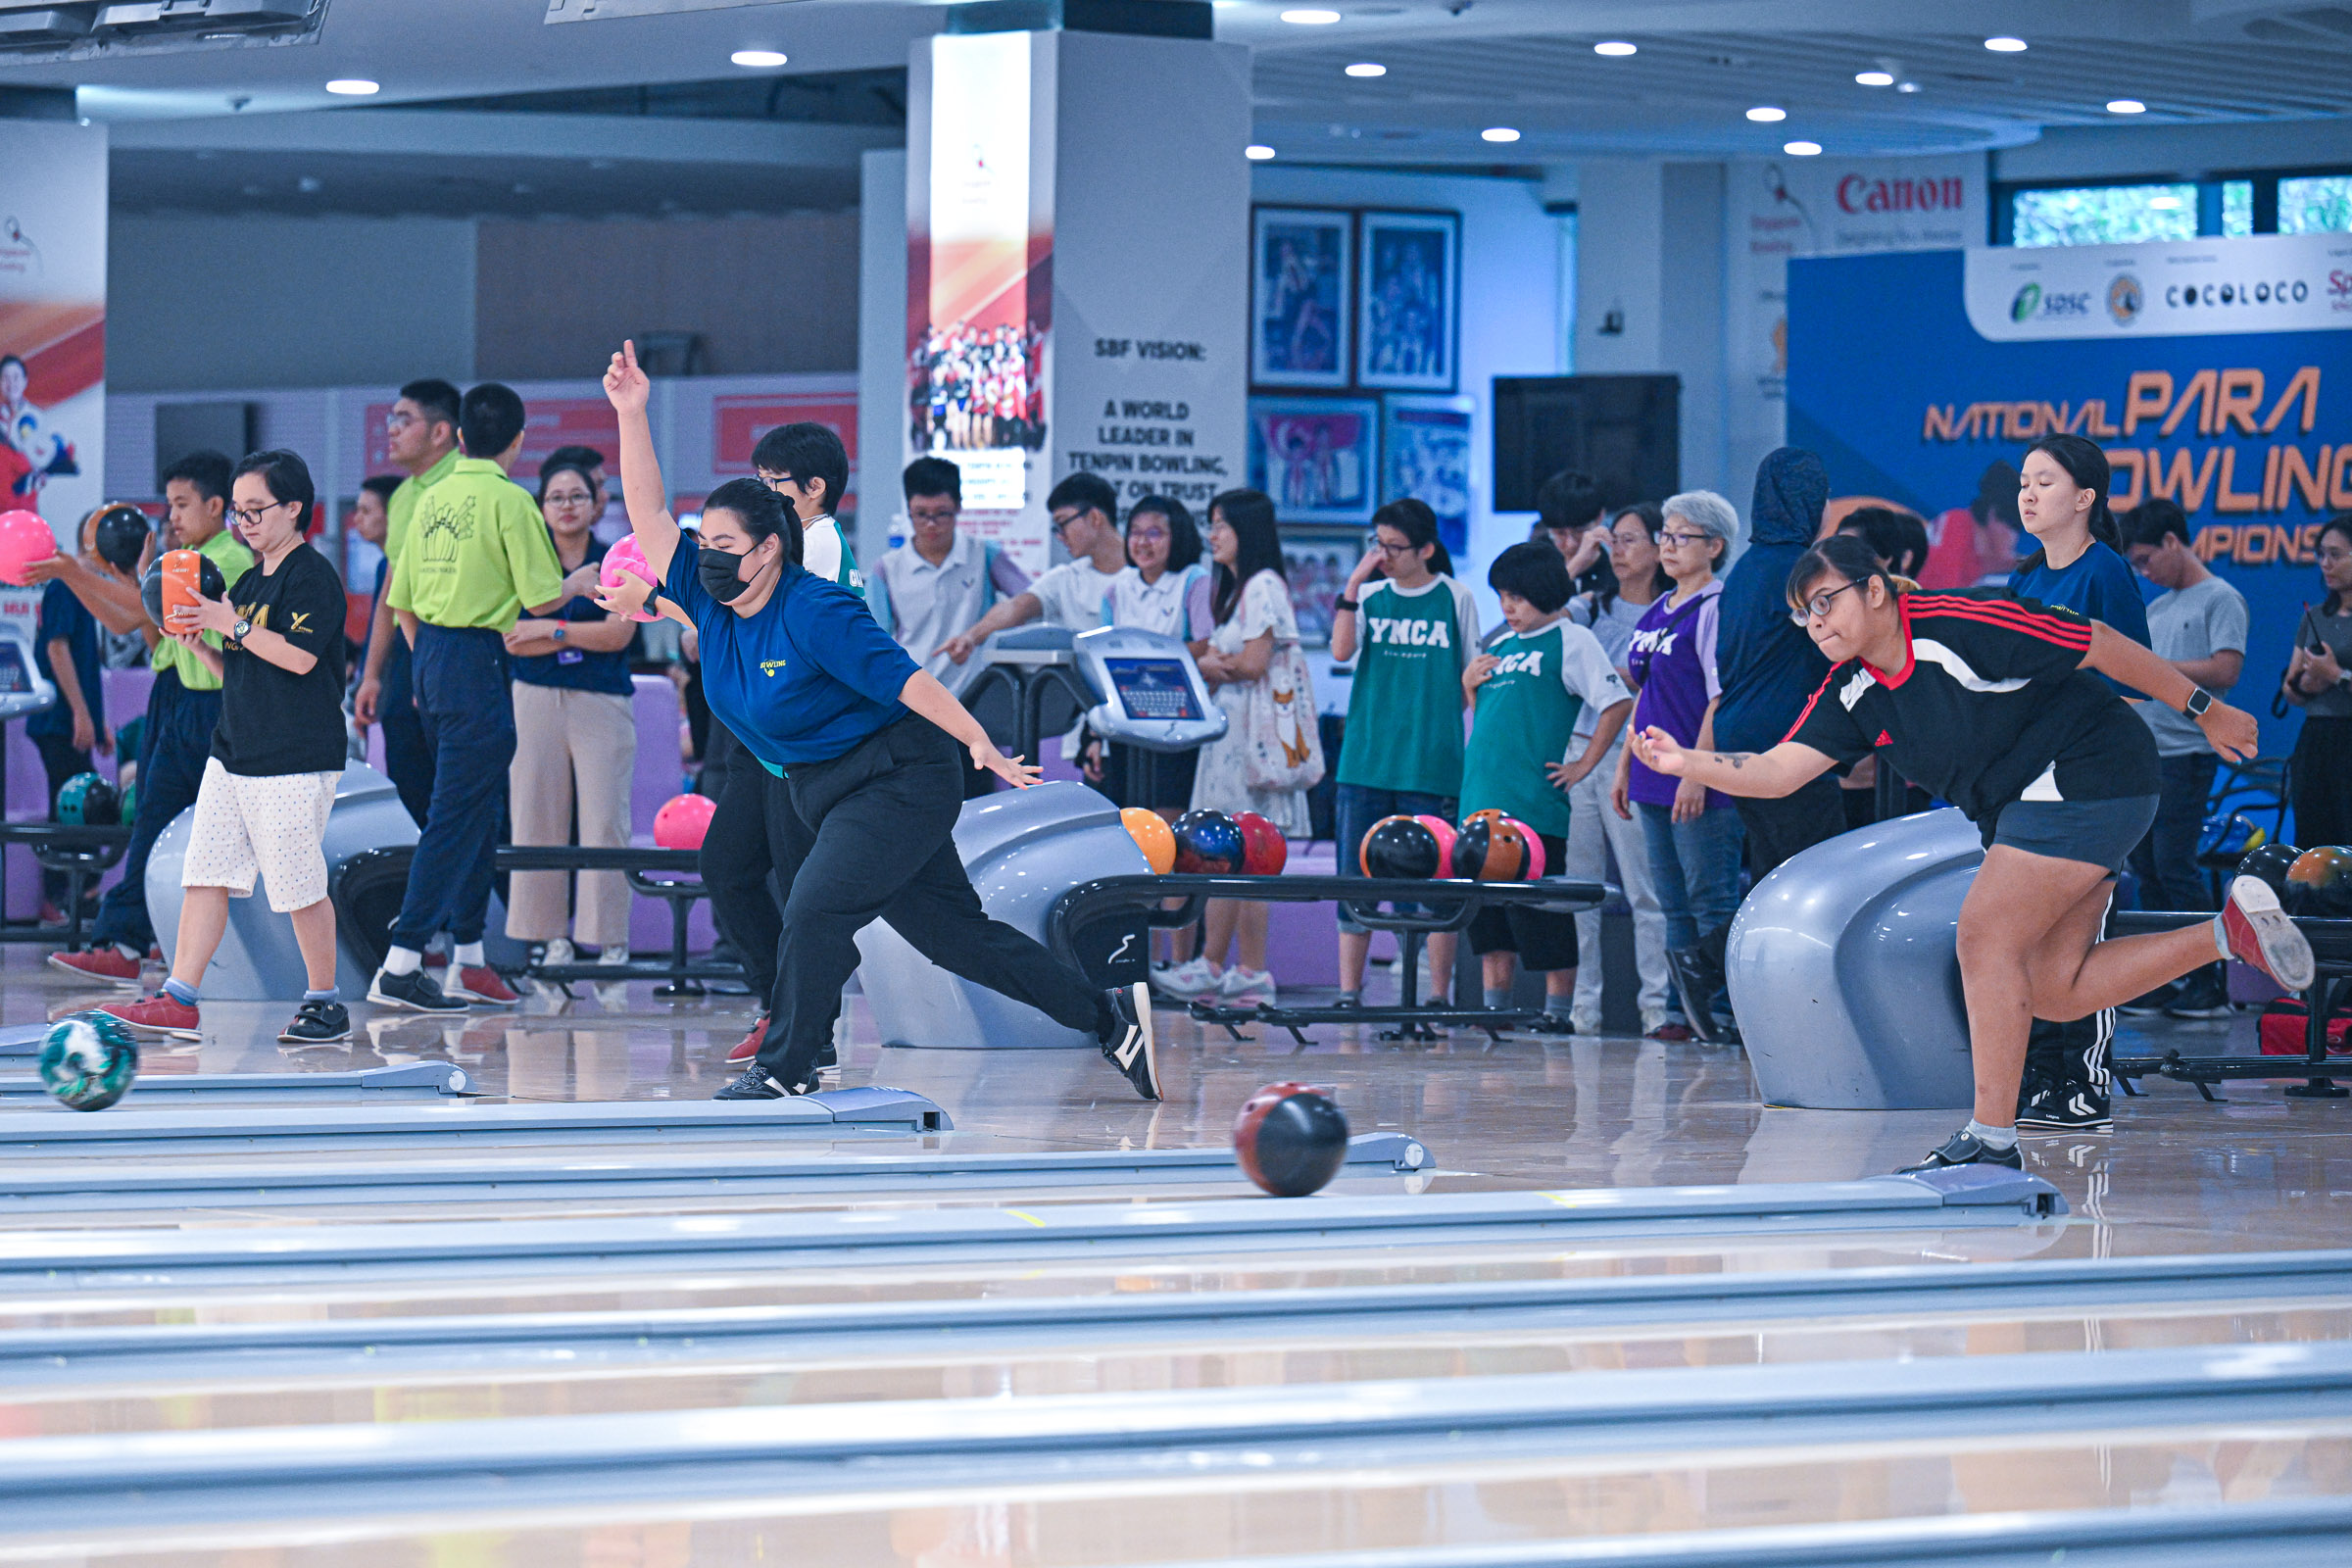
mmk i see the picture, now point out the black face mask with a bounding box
[699,542,766,603]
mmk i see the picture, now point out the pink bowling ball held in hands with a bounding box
[0,511,59,587]
[601,537,662,622]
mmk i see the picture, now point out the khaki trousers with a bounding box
[506,681,637,947]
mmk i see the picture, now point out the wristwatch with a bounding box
[2183,686,2214,718]
[552,624,567,642]
[1335,597,1359,612]
[230,617,252,645]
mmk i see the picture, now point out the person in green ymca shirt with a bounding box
[1460,542,1634,1030]
[1329,498,1482,1005]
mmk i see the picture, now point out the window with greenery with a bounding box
[2224,179,2254,236]
[2279,174,2352,234]
[2010,184,2197,247]
[1998,171,2352,245]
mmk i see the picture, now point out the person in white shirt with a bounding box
[1091,494,1214,808]
[935,472,1126,663]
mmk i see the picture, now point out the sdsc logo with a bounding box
[2010,283,2041,322]
[2010,281,2093,322]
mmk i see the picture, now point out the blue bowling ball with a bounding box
[1172,809,1246,874]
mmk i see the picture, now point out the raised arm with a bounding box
[2082,618,2258,761]
[1629,725,1838,800]
[602,340,681,582]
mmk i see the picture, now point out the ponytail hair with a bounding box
[1786,531,1917,612]
[1370,497,1452,577]
[2023,433,2120,561]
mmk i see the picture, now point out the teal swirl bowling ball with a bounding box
[40,1011,138,1111]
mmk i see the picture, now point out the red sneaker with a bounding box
[96,994,201,1040]
[451,965,519,1006]
[1647,1018,1697,1042]
[47,948,141,985]
[2223,875,2316,994]
[726,1014,770,1064]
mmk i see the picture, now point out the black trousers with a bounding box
[754,714,1108,1084]
[2292,715,2352,849]
[1736,774,1848,882]
[699,723,785,1010]
[32,732,91,904]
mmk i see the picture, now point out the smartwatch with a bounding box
[2183,686,2214,718]
[553,624,567,642]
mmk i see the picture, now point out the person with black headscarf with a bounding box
[1712,446,1846,880]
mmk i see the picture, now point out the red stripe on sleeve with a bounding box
[1782,664,1842,745]
[1908,597,2091,649]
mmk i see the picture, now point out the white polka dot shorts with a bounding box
[181,759,339,912]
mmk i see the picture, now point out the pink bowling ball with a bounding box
[0,511,59,587]
[653,792,717,851]
[1413,814,1456,875]
[1504,816,1545,880]
[601,536,662,622]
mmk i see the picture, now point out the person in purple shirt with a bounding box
[1612,489,1744,1042]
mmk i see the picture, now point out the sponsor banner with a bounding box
[1965,231,2352,341]
[1789,244,2349,757]
[0,121,107,543]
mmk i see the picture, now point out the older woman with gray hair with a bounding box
[1609,489,1746,1042]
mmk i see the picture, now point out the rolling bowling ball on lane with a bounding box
[1233,810,1287,876]
[2238,841,2303,902]
[2286,846,2352,916]
[1452,812,1533,881]
[1360,814,1443,879]
[39,1012,138,1112]
[1233,1081,1350,1197]
[55,771,118,827]
[1121,808,1178,874]
[1172,808,1246,874]
[1412,814,1456,875]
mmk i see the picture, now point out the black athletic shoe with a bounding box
[368,967,467,1013]
[278,1000,351,1044]
[2017,1079,2113,1134]
[1518,1012,1577,1036]
[714,1064,816,1100]
[1897,1130,2023,1173]
[2118,983,2176,1017]
[1099,981,1159,1101]
[2163,977,2233,1020]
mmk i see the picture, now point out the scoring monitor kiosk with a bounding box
[1070,624,1225,753]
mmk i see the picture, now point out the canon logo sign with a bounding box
[1836,173,1968,215]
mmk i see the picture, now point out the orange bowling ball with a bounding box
[1121,807,1176,874]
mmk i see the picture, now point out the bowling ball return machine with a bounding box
[0,623,124,947]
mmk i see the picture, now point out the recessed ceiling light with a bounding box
[1984,36,2028,52]
[323,78,377,96]
[1345,62,1386,77]
[2148,194,2184,210]
[1855,70,1894,87]
[730,49,787,68]
[1784,140,1823,157]
[1481,126,1521,143]
[1593,40,1637,57]
[1895,80,1921,93]
[1246,144,1278,161]
[1281,8,1342,23]
[2107,98,2146,114]
[1746,105,1787,122]
[298,176,321,193]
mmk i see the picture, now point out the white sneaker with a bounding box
[599,944,630,967]
[1151,956,1222,1001]
[1570,1007,1603,1037]
[1219,966,1278,1007]
[1640,1006,1672,1037]
[542,938,576,968]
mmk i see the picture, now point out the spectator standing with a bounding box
[1715,448,1845,881]
[866,456,1032,799]
[1095,494,1212,811]
[371,384,577,1013]
[2284,514,2352,846]
[356,381,463,821]
[1565,504,1676,1035]
[1536,467,1615,599]
[1613,490,1744,1042]
[27,506,112,924]
[936,471,1126,663]
[1176,489,1320,1007]
[51,451,254,985]
[1837,506,1931,578]
[348,473,431,824]
[1330,498,1480,1007]
[1463,542,1633,1030]
[502,455,640,970]
[752,423,859,589]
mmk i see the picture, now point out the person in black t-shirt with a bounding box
[97,450,353,1049]
[1630,533,2315,1176]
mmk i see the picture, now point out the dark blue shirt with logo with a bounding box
[27,581,102,743]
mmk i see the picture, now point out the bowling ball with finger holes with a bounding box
[1413,815,1456,875]
[653,793,716,851]
[39,1012,138,1112]
[1360,814,1443,879]
[2238,842,2303,903]
[2287,846,2352,916]
[55,771,118,827]
[139,550,225,627]
[1233,1082,1350,1197]
[1503,815,1545,880]
[1172,809,1245,874]
[0,511,56,586]
[1234,810,1287,876]
[1452,812,1533,881]
[600,536,662,622]
[1121,808,1177,874]
[88,504,152,574]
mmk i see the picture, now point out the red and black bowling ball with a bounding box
[1234,810,1288,876]
[2287,846,2352,916]
[1452,810,1533,881]
[2238,841,2302,902]
[1359,814,1443,878]
[1233,1081,1350,1197]
[1171,809,1246,874]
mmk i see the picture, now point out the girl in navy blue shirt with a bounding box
[595,341,1158,1101]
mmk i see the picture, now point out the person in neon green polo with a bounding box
[354,378,462,825]
[368,383,581,1014]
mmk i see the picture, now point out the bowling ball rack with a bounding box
[0,821,132,952]
[2110,908,2352,1101]
[1049,872,1604,1043]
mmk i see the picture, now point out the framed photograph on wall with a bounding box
[1249,395,1381,525]
[1278,525,1366,648]
[1356,210,1460,393]
[1250,207,1353,389]
[1381,395,1474,559]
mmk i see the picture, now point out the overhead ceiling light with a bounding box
[323,78,378,96]
[1481,126,1521,143]
[1246,144,1278,161]
[729,49,787,68]
[1784,140,1823,157]
[1895,80,1921,93]
[2147,194,2184,210]
[1984,36,2028,52]
[1593,40,1637,57]
[2107,98,2146,114]
[1344,62,1386,77]
[1281,8,1342,22]
[1745,105,1787,122]
[1854,70,1894,87]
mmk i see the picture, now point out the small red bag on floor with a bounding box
[2258,996,2352,1056]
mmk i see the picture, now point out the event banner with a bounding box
[0,120,107,545]
[1788,240,2349,755]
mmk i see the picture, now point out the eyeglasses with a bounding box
[1659,530,1712,548]
[2322,547,2352,564]
[1051,510,1089,534]
[229,500,296,529]
[543,490,596,508]
[1788,580,1862,627]
[1128,526,1169,544]
[760,474,799,493]
[384,412,418,432]
[1374,538,1418,558]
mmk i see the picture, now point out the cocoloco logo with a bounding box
[2162,276,2310,309]
[2107,273,2143,325]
